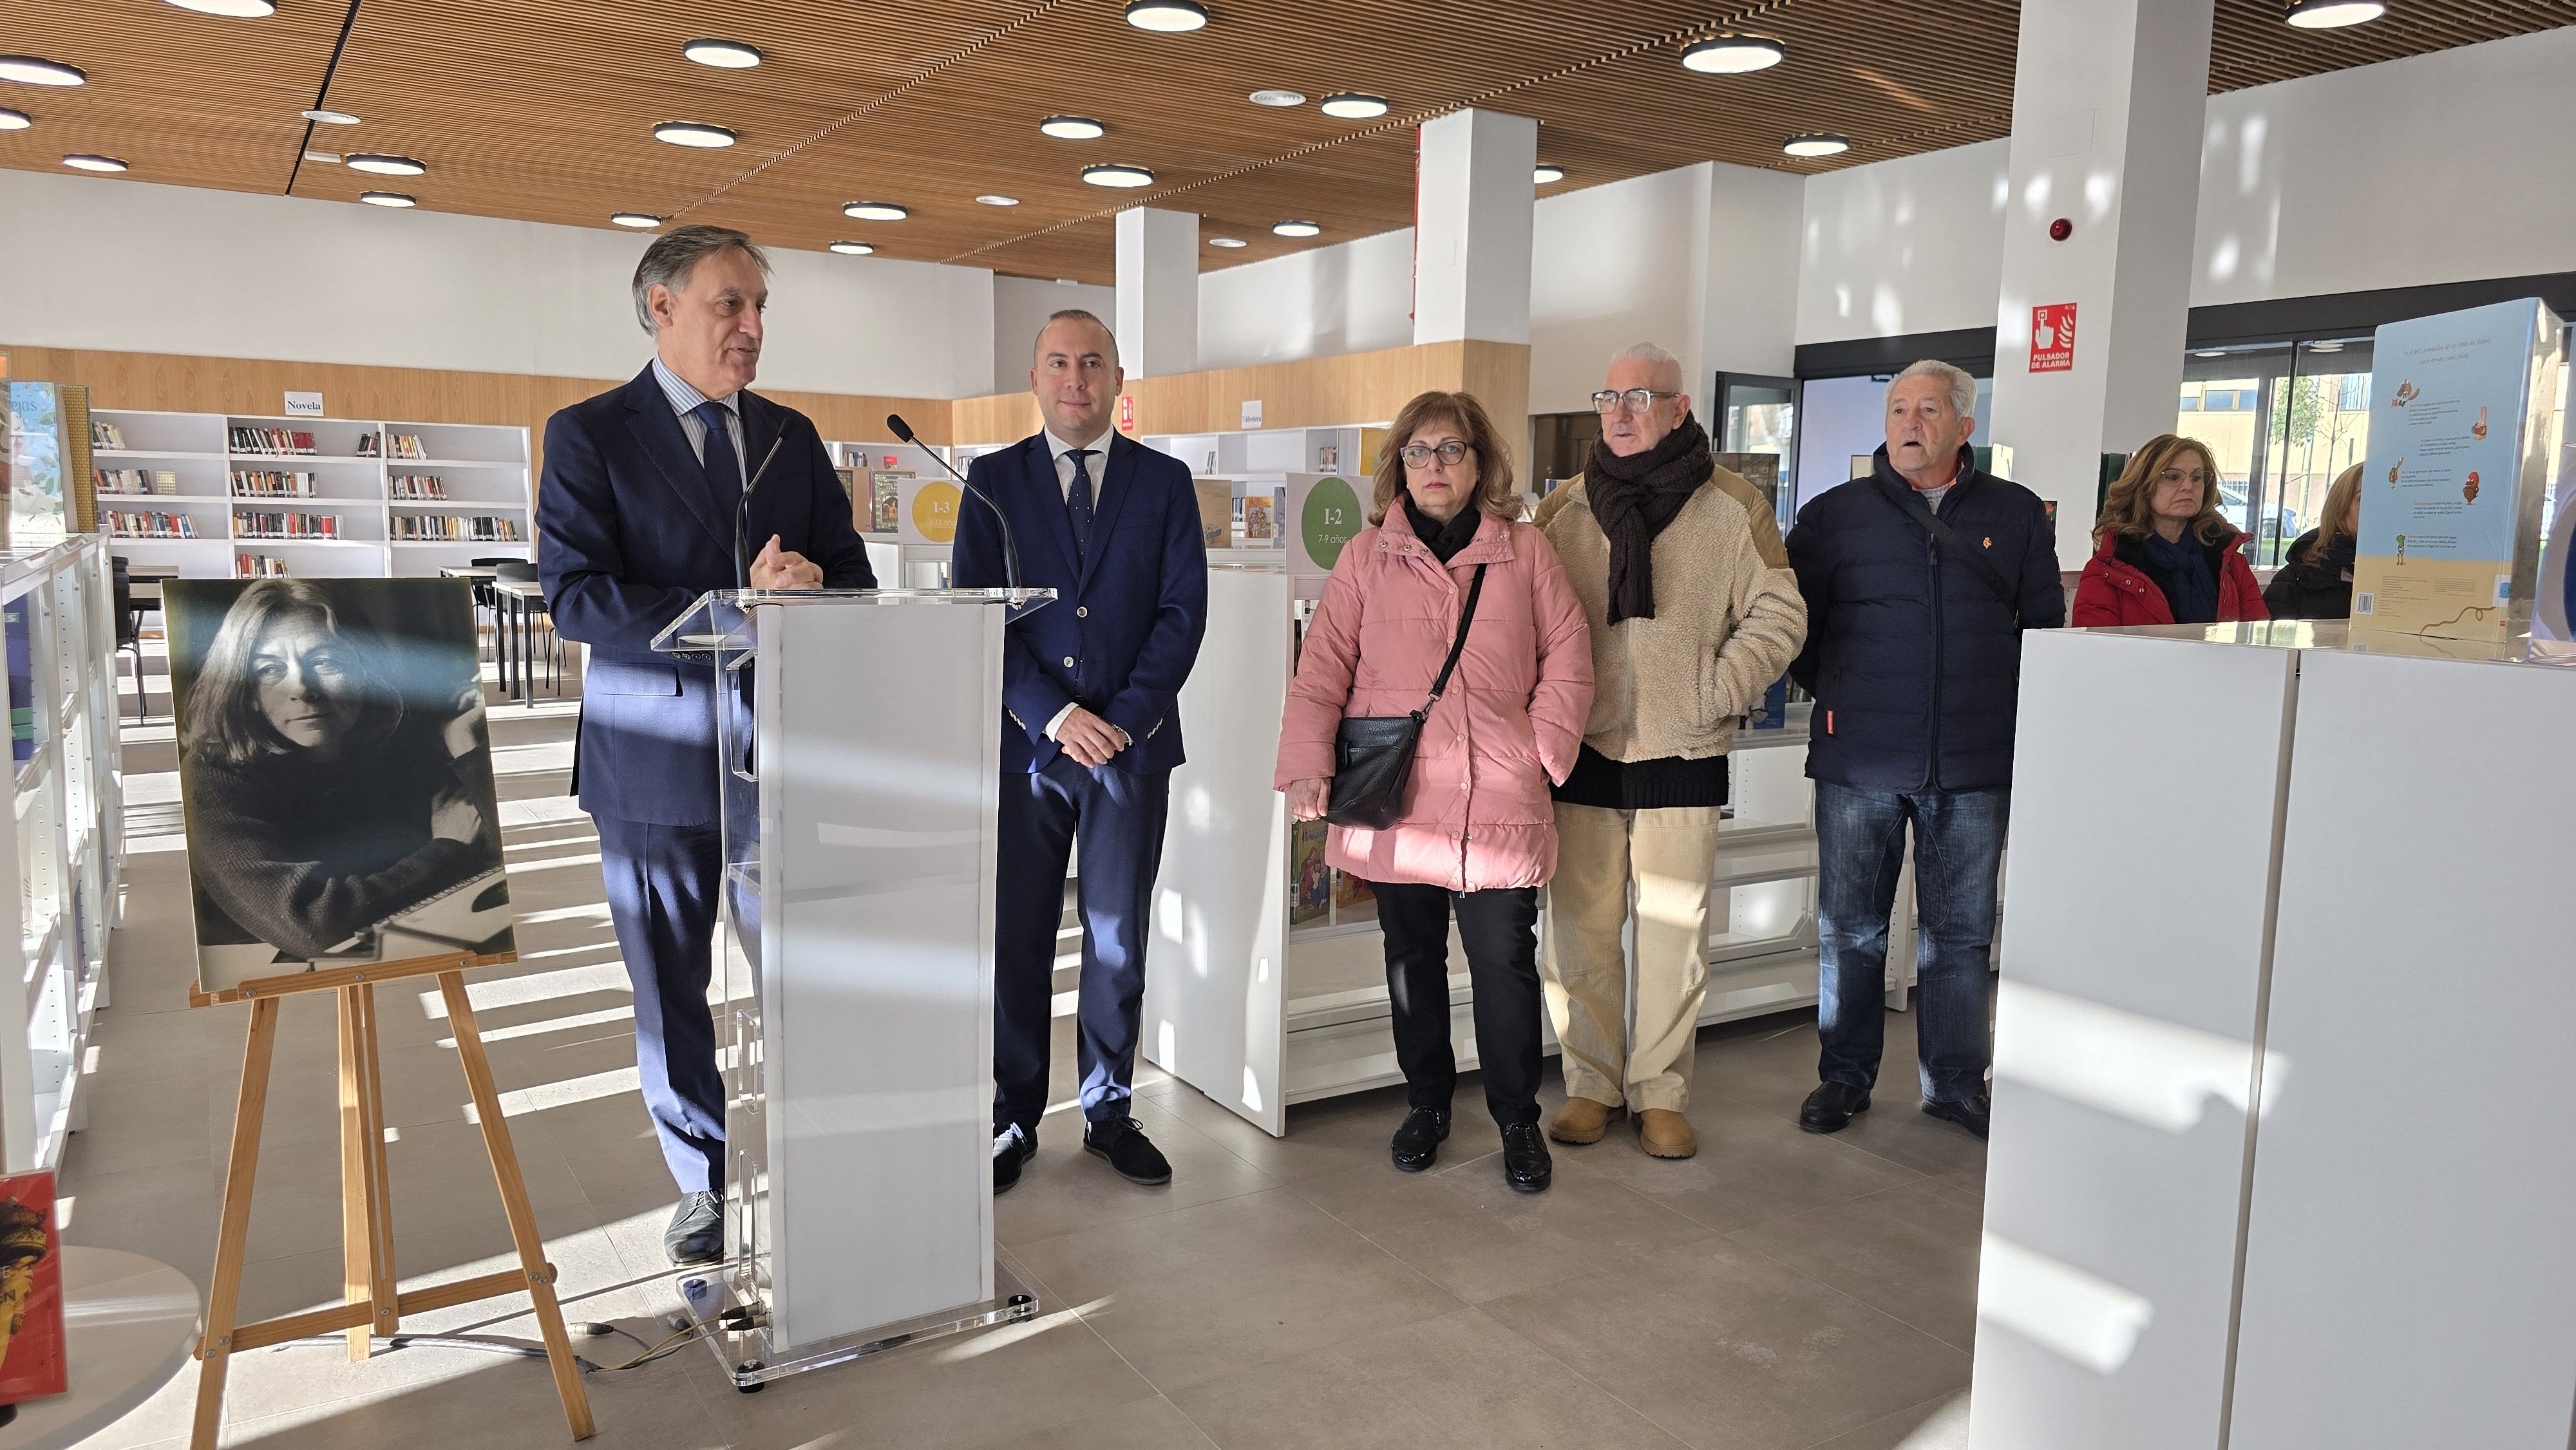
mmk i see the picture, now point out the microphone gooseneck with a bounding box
[887,413,1021,592]
[733,433,789,591]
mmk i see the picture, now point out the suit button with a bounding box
[1063,655,1075,668]
[1075,606,1088,618]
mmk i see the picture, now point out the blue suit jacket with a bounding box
[949,431,1208,775]
[537,364,874,825]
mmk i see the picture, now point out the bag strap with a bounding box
[1873,476,2022,626]
[1416,563,1490,719]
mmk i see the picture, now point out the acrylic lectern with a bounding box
[652,586,1050,1388]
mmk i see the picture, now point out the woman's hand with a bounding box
[1285,777,1331,821]
[442,686,488,760]
[431,789,484,845]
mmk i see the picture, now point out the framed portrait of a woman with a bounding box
[166,578,515,995]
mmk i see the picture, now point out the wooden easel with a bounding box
[185,950,595,1449]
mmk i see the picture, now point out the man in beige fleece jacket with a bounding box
[1531,343,1807,1158]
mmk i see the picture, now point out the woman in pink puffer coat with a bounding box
[1276,390,1593,1192]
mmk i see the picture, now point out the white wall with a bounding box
[0,169,999,399]
[992,274,1116,394]
[1797,139,2013,347]
[1195,227,1417,372]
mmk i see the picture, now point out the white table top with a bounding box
[0,1248,199,1450]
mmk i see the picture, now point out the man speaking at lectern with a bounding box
[952,311,1208,1193]
[538,225,873,1265]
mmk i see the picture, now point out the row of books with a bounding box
[232,511,339,540]
[94,469,178,497]
[234,554,290,578]
[390,515,519,541]
[88,420,127,450]
[229,426,317,457]
[388,473,448,500]
[105,511,199,540]
[229,470,316,498]
[360,432,428,460]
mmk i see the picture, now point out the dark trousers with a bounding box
[992,753,1171,1138]
[595,813,728,1194]
[1812,782,2008,1103]
[1373,882,1543,1129]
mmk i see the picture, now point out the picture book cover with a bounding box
[1332,868,1375,919]
[869,470,909,535]
[0,1171,66,1410]
[1244,495,1275,542]
[1290,820,1329,926]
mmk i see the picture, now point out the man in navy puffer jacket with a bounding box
[1783,360,2063,1142]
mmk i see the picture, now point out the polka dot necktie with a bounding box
[1064,448,1095,565]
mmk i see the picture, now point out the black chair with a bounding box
[110,556,147,722]
[468,555,515,662]
[491,560,560,697]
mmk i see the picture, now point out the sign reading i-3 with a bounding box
[2029,303,2077,372]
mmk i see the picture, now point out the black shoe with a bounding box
[1799,1082,1873,1135]
[993,1123,1036,1194]
[1390,1107,1450,1172]
[664,1190,723,1266]
[1922,1094,1991,1140]
[1499,1122,1552,1193]
[1083,1116,1173,1186]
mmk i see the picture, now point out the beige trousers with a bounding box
[1542,801,1725,1113]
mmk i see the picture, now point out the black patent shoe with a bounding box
[1799,1081,1873,1135]
[1499,1122,1552,1193]
[664,1191,723,1265]
[993,1123,1035,1194]
[1390,1107,1450,1172]
[1922,1094,1991,1140]
[1083,1115,1173,1185]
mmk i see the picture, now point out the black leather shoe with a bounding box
[1922,1094,1991,1140]
[1390,1107,1450,1172]
[1799,1082,1873,1135]
[1083,1116,1173,1186]
[1499,1122,1552,1193]
[664,1190,723,1266]
[993,1124,1036,1194]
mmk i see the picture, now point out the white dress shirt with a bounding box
[650,356,748,482]
[1041,427,1121,746]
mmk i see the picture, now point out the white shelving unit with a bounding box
[87,409,531,579]
[1144,424,1383,550]
[828,438,954,588]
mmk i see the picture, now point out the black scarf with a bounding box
[1586,412,1712,624]
[1403,493,1484,564]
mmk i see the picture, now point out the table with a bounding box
[0,1248,200,1449]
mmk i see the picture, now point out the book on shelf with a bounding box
[1290,819,1330,926]
[234,552,289,578]
[228,469,315,498]
[390,514,518,542]
[388,473,448,500]
[227,426,316,457]
[0,1171,70,1411]
[106,510,198,539]
[94,468,178,496]
[365,431,428,460]
[232,510,338,540]
[89,419,126,450]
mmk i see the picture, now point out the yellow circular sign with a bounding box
[911,480,961,543]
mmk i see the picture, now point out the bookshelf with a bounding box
[86,409,531,579]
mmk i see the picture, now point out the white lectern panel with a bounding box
[2230,647,2576,1449]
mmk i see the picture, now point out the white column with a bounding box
[1114,207,1198,378]
[1413,108,1537,347]
[1985,0,2213,559]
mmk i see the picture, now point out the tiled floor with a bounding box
[65,660,1979,1449]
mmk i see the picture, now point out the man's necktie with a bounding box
[692,400,741,514]
[1064,448,1095,564]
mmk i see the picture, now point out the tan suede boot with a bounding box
[1547,1097,1622,1145]
[1637,1108,1698,1159]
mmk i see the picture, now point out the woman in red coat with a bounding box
[2072,434,2269,627]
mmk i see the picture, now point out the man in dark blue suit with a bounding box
[951,310,1207,1192]
[537,226,873,1263]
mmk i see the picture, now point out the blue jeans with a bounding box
[1813,782,2007,1103]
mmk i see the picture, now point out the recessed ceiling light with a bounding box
[1208,236,1247,249]
[1039,115,1104,140]
[62,153,126,173]
[359,191,415,207]
[2286,0,2385,27]
[654,122,736,149]
[1083,163,1155,189]
[1055,278,1080,286]
[0,56,87,88]
[0,109,28,131]
[1533,164,1565,185]
[163,0,276,15]
[1249,89,1305,107]
[2307,340,2346,353]
[1272,220,1320,238]
[976,194,1020,206]
[1681,35,1785,73]
[302,149,340,164]
[1783,133,1851,158]
[2194,350,2228,359]
[844,201,909,221]
[682,38,763,68]
[611,212,660,229]
[1318,93,1388,120]
[1124,0,1208,32]
[302,108,359,124]
[828,240,875,255]
[346,153,426,175]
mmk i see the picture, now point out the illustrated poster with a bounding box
[0,1171,66,1408]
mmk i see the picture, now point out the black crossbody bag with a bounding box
[1874,477,2022,626]
[1326,563,1489,831]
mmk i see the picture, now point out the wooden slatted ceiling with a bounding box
[2,0,2570,288]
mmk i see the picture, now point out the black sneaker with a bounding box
[1390,1107,1450,1172]
[1499,1122,1552,1193]
[1083,1115,1173,1186]
[1921,1094,1991,1140]
[994,1124,1035,1194]
[1799,1081,1873,1135]
[664,1191,723,1265]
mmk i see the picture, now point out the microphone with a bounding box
[889,413,1020,591]
[732,433,789,591]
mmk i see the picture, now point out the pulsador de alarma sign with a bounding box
[2029,304,2076,373]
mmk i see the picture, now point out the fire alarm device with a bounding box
[2049,218,2074,242]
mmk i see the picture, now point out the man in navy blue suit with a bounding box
[952,310,1208,1192]
[537,226,873,1263]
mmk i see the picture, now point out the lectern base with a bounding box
[678,1261,1041,1391]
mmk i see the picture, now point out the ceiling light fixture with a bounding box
[0,109,28,131]
[2307,340,2346,353]
[654,122,736,148]
[346,153,427,175]
[302,108,359,124]
[1248,88,1305,107]
[611,212,660,229]
[359,191,415,207]
[844,202,909,221]
[682,38,764,68]
[1533,164,1564,185]
[1783,133,1851,158]
[1083,163,1155,188]
[1318,93,1388,120]
[302,149,340,163]
[2285,0,2385,27]
[2193,350,2228,359]
[163,0,276,15]
[1124,0,1208,32]
[1208,236,1247,248]
[0,56,87,88]
[62,153,126,172]
[1039,115,1104,140]
[829,241,875,255]
[1272,220,1320,238]
[976,194,1020,206]
[1681,34,1785,73]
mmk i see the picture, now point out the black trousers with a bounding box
[1372,881,1543,1128]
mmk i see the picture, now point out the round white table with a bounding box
[0,1248,199,1449]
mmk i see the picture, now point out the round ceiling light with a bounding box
[682,38,764,68]
[163,0,276,15]
[1039,115,1104,140]
[1248,88,1305,107]
[1208,236,1247,249]
[1681,35,1785,73]
[1272,220,1320,238]
[829,240,875,256]
[359,191,415,208]
[654,122,737,149]
[611,212,660,229]
[346,153,427,175]
[843,201,909,221]
[1533,164,1565,185]
[2285,0,2385,27]
[301,108,359,124]
[2307,340,2346,353]
[2193,350,2228,359]
[1783,133,1851,158]
[1083,163,1155,189]
[1318,93,1388,120]
[0,109,28,131]
[975,193,1020,206]
[62,153,126,173]
[0,56,88,88]
[1124,0,1208,32]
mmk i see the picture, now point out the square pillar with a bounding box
[1413,108,1537,347]
[1115,207,1198,379]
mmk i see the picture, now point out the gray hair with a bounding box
[1887,359,1976,419]
[1036,308,1119,368]
[1611,341,1680,369]
[632,225,772,334]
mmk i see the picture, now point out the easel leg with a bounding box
[337,985,399,1362]
[439,971,596,1440]
[193,995,281,1450]
[359,986,399,1340]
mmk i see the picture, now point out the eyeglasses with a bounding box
[1593,388,1680,415]
[1399,441,1472,469]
